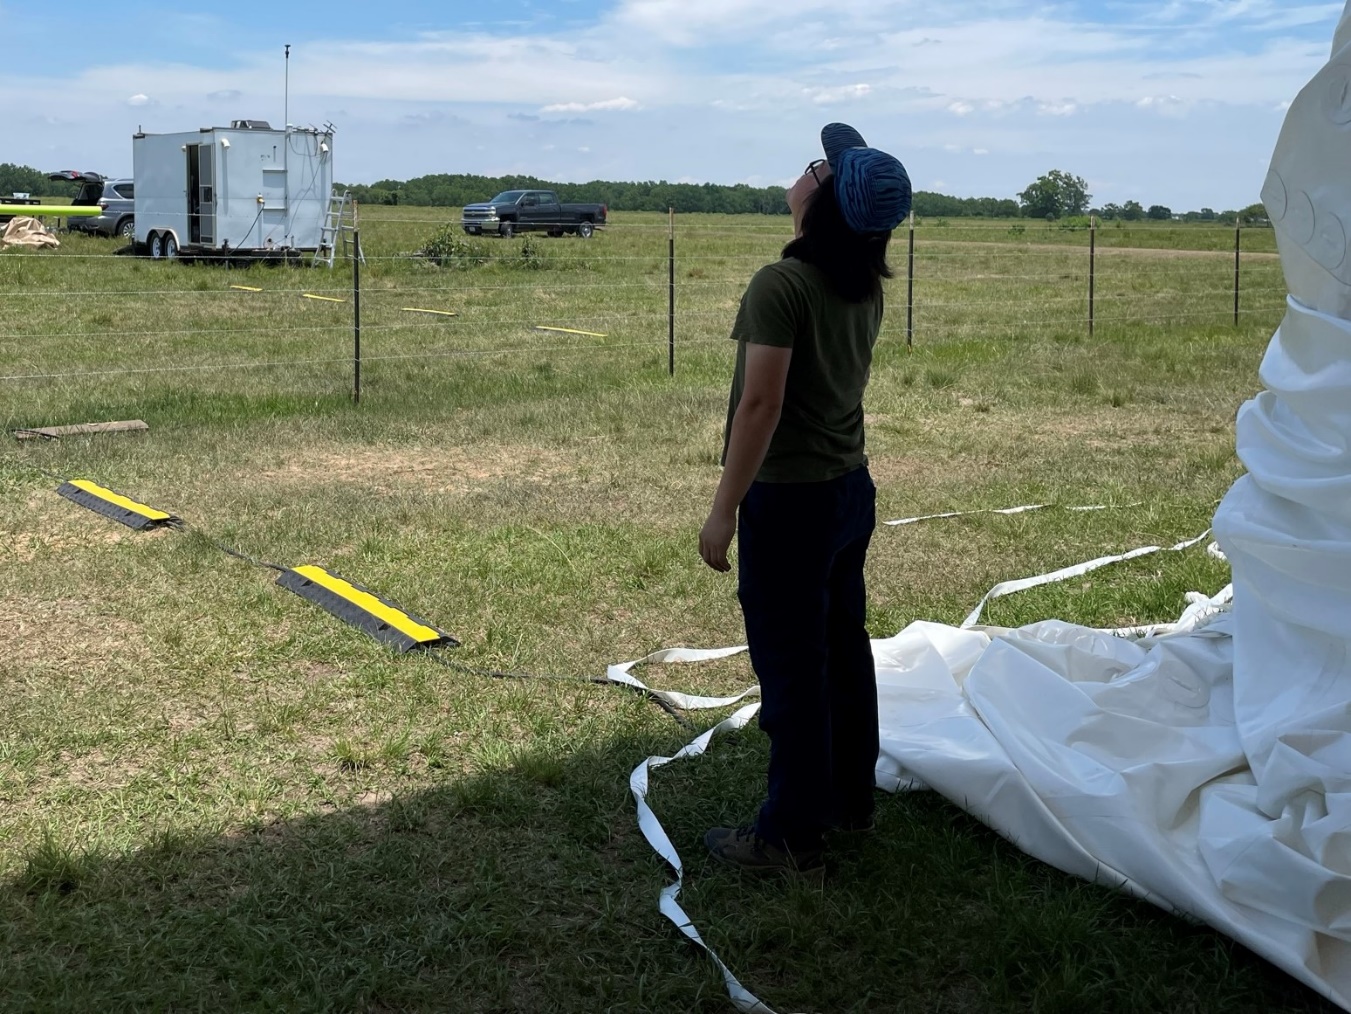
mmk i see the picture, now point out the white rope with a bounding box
[629,701,778,1014]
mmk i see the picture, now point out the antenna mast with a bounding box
[284,44,291,128]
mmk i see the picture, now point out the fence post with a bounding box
[1089,214,1096,338]
[1234,219,1242,326]
[906,210,915,349]
[668,207,675,376]
[353,227,361,404]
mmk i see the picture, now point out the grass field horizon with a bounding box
[1,208,1335,1013]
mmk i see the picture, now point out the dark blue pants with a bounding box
[737,464,879,851]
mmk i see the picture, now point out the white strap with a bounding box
[607,645,759,711]
[629,704,778,1013]
[961,530,1212,629]
[885,501,1142,527]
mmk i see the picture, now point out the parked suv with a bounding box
[48,171,135,238]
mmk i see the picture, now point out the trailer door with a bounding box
[185,143,216,245]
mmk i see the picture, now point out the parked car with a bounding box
[48,170,135,238]
[461,190,607,238]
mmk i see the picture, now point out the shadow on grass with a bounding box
[2,724,1342,1014]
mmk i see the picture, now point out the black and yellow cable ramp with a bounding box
[275,565,459,654]
[56,479,183,531]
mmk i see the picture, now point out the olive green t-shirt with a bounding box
[722,258,882,483]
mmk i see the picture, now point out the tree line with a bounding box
[336,170,1265,223]
[1016,169,1266,225]
[335,174,1026,218]
[0,164,77,199]
[0,160,1264,223]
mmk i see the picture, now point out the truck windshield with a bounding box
[489,191,527,203]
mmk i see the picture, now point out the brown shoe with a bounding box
[827,815,876,836]
[704,825,824,878]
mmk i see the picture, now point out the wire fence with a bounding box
[0,214,1289,410]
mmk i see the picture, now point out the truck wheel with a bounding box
[117,218,135,239]
[499,222,515,238]
[577,221,594,239]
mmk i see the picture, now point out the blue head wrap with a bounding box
[834,147,912,234]
[819,122,911,234]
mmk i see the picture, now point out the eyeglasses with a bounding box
[805,158,827,186]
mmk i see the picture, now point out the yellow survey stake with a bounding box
[533,326,607,337]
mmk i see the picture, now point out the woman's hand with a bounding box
[699,508,736,572]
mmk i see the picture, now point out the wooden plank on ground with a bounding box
[14,420,150,441]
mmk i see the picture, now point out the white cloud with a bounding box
[806,83,871,105]
[127,93,149,106]
[1037,101,1078,117]
[1135,94,1193,117]
[947,100,974,116]
[973,148,989,156]
[612,0,846,46]
[541,96,640,113]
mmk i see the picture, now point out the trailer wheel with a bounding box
[149,232,164,259]
[577,221,595,239]
[164,234,179,259]
[499,221,515,239]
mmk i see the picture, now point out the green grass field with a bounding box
[0,209,1332,1013]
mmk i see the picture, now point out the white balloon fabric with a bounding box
[632,7,1351,1009]
[875,17,1351,1002]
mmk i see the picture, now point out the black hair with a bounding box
[781,182,893,303]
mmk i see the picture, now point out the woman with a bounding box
[699,123,911,875]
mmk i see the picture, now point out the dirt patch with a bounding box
[867,455,933,486]
[1031,409,1218,448]
[252,444,577,493]
[0,595,146,668]
[298,661,343,684]
[62,748,146,791]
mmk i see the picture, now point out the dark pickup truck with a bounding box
[461,190,607,238]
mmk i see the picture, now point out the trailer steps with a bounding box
[314,190,364,268]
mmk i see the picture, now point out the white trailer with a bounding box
[132,120,334,260]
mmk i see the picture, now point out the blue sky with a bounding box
[3,0,1345,210]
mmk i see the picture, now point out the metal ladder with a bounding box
[314,190,364,267]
